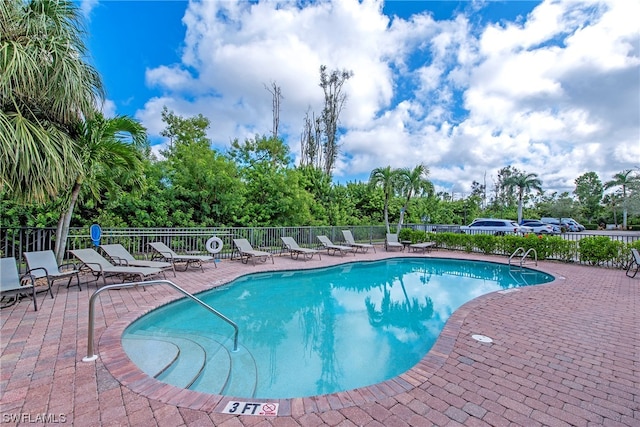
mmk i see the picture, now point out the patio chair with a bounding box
[147,242,214,272]
[70,248,164,286]
[232,238,274,265]
[385,233,404,252]
[281,237,322,261]
[626,248,640,278]
[24,250,82,293]
[409,241,436,253]
[341,230,376,253]
[1,257,38,311]
[100,244,175,277]
[316,235,356,256]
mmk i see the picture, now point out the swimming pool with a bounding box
[123,258,554,398]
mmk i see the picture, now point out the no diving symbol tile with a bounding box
[222,401,279,416]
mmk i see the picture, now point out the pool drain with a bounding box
[471,334,493,343]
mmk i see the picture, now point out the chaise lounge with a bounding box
[342,230,376,253]
[385,233,405,251]
[281,236,322,261]
[148,242,214,272]
[100,244,175,277]
[232,238,274,265]
[317,235,356,256]
[626,248,640,278]
[70,248,165,286]
[409,241,436,253]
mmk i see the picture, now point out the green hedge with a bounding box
[422,232,639,268]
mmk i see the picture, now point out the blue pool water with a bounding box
[123,258,554,398]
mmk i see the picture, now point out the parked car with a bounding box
[461,219,532,236]
[540,217,579,232]
[520,220,558,235]
[561,218,585,231]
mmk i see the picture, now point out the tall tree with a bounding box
[604,169,640,229]
[504,171,543,223]
[265,82,282,138]
[396,164,433,230]
[299,108,323,169]
[573,172,603,221]
[160,108,244,226]
[319,65,353,176]
[369,166,399,234]
[54,113,146,262]
[491,166,519,209]
[229,135,314,226]
[0,0,104,202]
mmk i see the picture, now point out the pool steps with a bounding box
[122,331,257,396]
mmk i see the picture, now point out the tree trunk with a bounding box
[384,199,390,234]
[54,180,82,264]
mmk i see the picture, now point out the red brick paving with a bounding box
[1,249,638,426]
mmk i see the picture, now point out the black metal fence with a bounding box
[2,225,638,271]
[0,225,388,269]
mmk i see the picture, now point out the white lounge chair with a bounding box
[341,230,376,253]
[316,235,356,256]
[100,244,175,277]
[1,257,39,310]
[281,237,322,261]
[70,248,164,286]
[148,242,214,272]
[385,233,404,252]
[232,239,274,265]
[24,250,81,292]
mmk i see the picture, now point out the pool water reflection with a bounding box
[124,258,554,398]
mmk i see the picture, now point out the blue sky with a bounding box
[83,0,639,196]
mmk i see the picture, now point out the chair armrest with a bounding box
[156,250,175,261]
[109,256,129,266]
[21,271,40,286]
[78,262,105,274]
[58,262,78,272]
[26,266,48,279]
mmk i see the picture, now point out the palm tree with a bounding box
[54,113,146,262]
[604,169,640,230]
[396,164,433,230]
[369,166,399,234]
[0,0,104,203]
[504,172,543,224]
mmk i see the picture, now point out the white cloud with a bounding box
[135,0,639,195]
[80,0,99,19]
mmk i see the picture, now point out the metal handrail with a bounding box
[82,279,239,362]
[509,247,537,267]
[508,247,526,266]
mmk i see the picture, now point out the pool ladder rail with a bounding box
[82,279,239,362]
[509,247,537,268]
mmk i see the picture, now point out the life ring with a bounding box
[206,236,224,254]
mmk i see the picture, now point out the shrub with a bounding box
[578,236,620,265]
[472,234,498,254]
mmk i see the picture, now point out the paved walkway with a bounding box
[1,249,638,426]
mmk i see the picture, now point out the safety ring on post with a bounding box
[206,236,224,254]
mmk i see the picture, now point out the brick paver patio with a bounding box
[1,249,638,426]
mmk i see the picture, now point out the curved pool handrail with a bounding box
[82,279,239,362]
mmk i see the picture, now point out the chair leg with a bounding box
[32,286,38,311]
[46,280,54,299]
